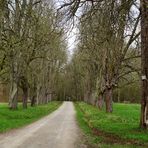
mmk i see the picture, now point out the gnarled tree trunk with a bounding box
[105,88,113,113]
[20,76,29,109]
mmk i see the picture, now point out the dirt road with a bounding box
[0,102,81,148]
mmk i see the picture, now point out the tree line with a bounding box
[0,0,148,130]
[59,0,148,129]
[0,0,67,109]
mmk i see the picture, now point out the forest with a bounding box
[0,0,148,148]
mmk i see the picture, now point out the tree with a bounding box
[0,0,68,109]
[140,0,148,129]
[73,0,140,112]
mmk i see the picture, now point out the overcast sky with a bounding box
[54,0,79,59]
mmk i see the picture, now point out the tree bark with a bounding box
[9,55,18,110]
[22,87,28,109]
[98,93,104,110]
[9,80,18,109]
[105,88,113,113]
[140,0,148,129]
[31,96,36,107]
[30,79,37,107]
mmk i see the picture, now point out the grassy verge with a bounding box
[74,102,148,148]
[0,101,62,133]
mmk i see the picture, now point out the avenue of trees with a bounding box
[0,0,148,129]
[0,0,67,109]
[59,0,148,129]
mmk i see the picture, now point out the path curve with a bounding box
[0,102,80,148]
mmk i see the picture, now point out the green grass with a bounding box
[75,102,148,148]
[0,101,62,133]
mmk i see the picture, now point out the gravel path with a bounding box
[0,102,81,148]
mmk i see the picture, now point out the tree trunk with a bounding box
[9,80,18,109]
[98,93,104,110]
[105,88,113,113]
[22,88,28,109]
[31,96,36,107]
[140,0,148,129]
[36,85,40,105]
[9,55,18,110]
[30,78,37,107]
